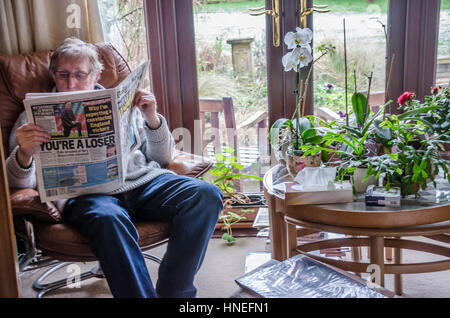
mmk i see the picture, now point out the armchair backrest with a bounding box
[0,43,131,156]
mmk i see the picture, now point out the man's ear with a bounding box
[94,71,101,84]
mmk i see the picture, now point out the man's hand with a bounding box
[16,124,51,168]
[134,89,161,129]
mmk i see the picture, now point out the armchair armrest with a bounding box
[10,151,213,223]
[10,188,61,223]
[166,150,214,178]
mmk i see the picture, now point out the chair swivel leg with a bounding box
[33,262,105,298]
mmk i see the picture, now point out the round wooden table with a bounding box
[264,165,450,295]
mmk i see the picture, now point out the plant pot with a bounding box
[352,167,377,193]
[286,147,321,179]
[394,182,420,197]
[230,194,266,208]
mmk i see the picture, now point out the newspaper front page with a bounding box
[24,61,149,202]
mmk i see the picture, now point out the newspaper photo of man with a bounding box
[62,101,82,137]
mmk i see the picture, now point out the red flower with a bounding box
[397,91,414,106]
[432,87,439,94]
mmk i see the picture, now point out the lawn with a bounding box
[199,0,388,14]
[196,0,264,13]
[199,0,450,14]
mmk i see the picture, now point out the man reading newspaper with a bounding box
[6,37,223,298]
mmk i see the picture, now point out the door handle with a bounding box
[249,0,280,47]
[300,0,330,28]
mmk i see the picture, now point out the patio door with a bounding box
[144,0,304,189]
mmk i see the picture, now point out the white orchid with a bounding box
[292,45,313,69]
[284,27,313,50]
[282,51,298,72]
[282,44,312,72]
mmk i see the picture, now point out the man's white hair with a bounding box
[50,37,104,75]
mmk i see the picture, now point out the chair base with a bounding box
[30,252,163,298]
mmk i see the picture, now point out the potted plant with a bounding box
[301,82,392,193]
[397,87,450,160]
[270,115,324,178]
[364,112,449,196]
[359,88,449,197]
[203,147,263,244]
[269,27,335,178]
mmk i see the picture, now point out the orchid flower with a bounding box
[282,44,312,72]
[282,51,298,72]
[291,45,313,69]
[284,27,313,49]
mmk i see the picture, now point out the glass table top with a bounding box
[266,165,450,212]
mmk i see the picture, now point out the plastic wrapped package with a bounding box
[235,254,387,298]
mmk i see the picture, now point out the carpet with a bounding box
[18,236,450,298]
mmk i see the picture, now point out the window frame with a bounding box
[142,0,442,134]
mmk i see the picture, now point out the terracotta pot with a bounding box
[286,148,321,178]
[352,167,377,193]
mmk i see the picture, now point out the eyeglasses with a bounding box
[54,70,92,82]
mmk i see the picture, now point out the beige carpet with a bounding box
[18,236,450,298]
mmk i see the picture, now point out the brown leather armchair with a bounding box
[0,43,213,297]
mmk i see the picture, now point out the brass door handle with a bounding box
[249,9,277,17]
[249,0,280,47]
[249,6,267,13]
[300,1,330,28]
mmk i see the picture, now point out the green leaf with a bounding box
[223,147,235,154]
[213,173,263,184]
[269,118,291,146]
[227,211,244,220]
[292,117,313,134]
[419,158,428,170]
[397,106,441,120]
[304,135,323,145]
[222,233,235,244]
[374,119,393,145]
[301,128,317,140]
[215,153,225,162]
[389,153,399,160]
[232,163,244,170]
[351,92,368,126]
[361,108,383,136]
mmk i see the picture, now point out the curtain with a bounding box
[0,0,104,56]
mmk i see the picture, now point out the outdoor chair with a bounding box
[199,97,269,191]
[0,43,213,297]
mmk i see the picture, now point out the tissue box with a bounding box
[273,182,353,205]
[365,185,401,207]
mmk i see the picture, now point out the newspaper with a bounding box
[23,61,149,202]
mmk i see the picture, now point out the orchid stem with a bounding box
[343,18,349,126]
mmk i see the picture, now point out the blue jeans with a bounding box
[63,173,223,298]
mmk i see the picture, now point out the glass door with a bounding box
[193,0,271,193]
[312,0,389,116]
[436,2,450,86]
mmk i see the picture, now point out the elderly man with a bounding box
[6,37,223,298]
